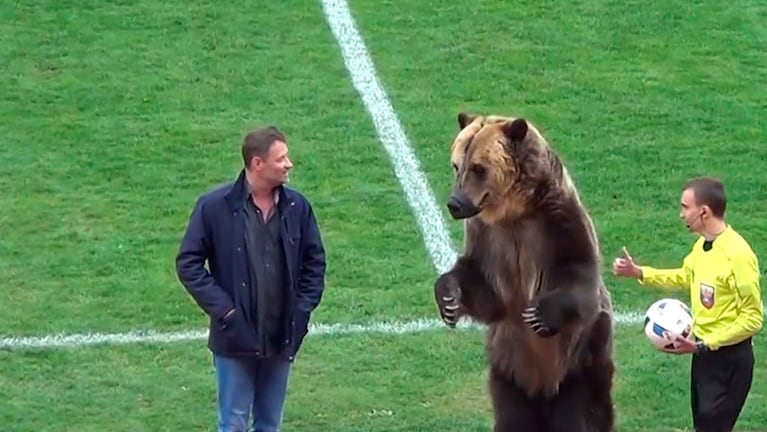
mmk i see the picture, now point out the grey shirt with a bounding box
[242,191,288,356]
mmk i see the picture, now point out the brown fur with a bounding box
[435,112,615,432]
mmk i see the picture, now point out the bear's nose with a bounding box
[447,196,463,216]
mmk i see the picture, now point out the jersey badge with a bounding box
[700,283,715,309]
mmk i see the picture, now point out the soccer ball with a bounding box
[643,298,693,351]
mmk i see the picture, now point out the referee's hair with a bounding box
[683,177,726,218]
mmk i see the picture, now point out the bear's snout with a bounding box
[447,191,480,219]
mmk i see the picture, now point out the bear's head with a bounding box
[447,112,573,225]
[450,112,517,174]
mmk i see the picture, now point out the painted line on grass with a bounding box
[319,0,458,274]
[0,312,646,351]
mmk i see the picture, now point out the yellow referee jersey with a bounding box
[639,225,764,350]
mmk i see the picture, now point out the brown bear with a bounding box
[435,112,616,432]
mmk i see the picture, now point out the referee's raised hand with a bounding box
[612,246,642,279]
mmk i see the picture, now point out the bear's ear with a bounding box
[457,112,477,129]
[501,118,528,142]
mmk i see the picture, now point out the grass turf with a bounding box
[1,0,765,430]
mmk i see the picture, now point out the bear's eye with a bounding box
[451,163,458,172]
[470,164,486,180]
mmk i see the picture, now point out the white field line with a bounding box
[0,312,646,351]
[319,0,457,275]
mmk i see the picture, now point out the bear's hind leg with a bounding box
[584,310,616,432]
[488,366,541,432]
[545,369,614,432]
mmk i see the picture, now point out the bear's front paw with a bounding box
[434,273,462,328]
[522,296,564,338]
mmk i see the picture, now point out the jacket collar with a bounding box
[225,169,293,212]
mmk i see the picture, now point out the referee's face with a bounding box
[680,188,704,233]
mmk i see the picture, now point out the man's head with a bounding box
[242,126,293,189]
[679,177,726,233]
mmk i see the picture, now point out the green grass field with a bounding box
[1,0,766,430]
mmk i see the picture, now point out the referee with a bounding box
[613,177,763,432]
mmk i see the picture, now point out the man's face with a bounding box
[679,188,705,233]
[249,140,293,187]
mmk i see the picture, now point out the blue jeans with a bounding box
[213,354,292,432]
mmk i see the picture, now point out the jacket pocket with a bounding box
[219,309,259,353]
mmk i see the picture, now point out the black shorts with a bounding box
[690,337,754,432]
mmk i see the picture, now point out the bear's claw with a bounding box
[442,297,460,324]
[434,275,462,327]
[522,306,554,337]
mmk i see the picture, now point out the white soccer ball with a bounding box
[643,298,693,351]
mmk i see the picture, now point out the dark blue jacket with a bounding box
[175,170,326,360]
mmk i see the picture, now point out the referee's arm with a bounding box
[637,251,694,290]
[706,251,764,350]
[638,266,688,289]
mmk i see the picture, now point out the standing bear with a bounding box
[435,112,616,432]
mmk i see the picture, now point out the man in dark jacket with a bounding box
[175,126,326,432]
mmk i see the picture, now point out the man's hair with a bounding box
[242,126,286,168]
[683,176,727,218]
